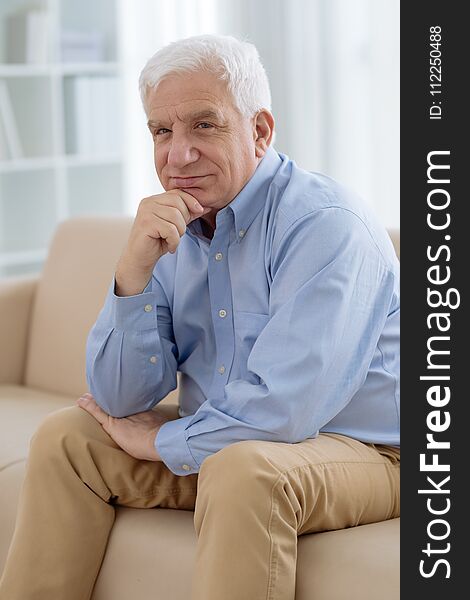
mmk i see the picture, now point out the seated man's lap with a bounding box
[37,408,398,526]
[277,433,399,534]
[206,433,400,535]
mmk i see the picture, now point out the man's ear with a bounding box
[253,110,275,158]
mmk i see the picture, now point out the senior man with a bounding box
[0,34,399,600]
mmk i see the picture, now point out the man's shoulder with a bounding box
[271,159,368,232]
[269,159,398,270]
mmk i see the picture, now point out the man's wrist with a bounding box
[115,268,152,297]
[150,426,163,461]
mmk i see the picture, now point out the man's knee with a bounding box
[193,441,286,536]
[30,405,107,459]
[198,440,281,496]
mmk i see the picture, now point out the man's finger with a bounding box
[167,189,212,224]
[77,394,109,427]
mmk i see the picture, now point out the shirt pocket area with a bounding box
[233,311,270,383]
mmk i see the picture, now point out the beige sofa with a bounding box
[0,216,400,599]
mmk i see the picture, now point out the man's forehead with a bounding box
[147,97,228,123]
[146,72,235,120]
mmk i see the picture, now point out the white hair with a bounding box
[138,34,272,119]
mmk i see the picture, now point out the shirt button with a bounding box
[218,309,227,318]
[218,365,226,374]
[182,464,191,471]
[238,229,245,238]
[215,252,223,261]
[144,304,153,312]
[149,356,158,364]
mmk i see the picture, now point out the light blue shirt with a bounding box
[86,147,400,476]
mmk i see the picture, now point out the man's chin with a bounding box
[178,187,202,198]
[178,188,214,207]
[166,186,218,208]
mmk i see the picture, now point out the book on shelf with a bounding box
[60,31,105,63]
[0,112,8,161]
[5,8,49,64]
[0,81,23,160]
[65,76,122,156]
[0,123,7,160]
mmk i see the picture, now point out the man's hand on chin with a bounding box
[76,393,169,461]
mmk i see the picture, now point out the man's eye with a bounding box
[196,122,213,130]
[155,128,170,136]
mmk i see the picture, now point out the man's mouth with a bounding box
[170,176,208,187]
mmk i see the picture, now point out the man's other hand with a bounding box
[115,190,211,296]
[76,393,169,461]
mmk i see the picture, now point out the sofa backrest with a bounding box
[24,217,133,398]
[387,228,400,259]
[23,217,400,400]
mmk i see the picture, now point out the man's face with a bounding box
[146,70,260,210]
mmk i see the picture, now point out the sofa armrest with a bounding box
[0,274,39,385]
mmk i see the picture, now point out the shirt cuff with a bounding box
[155,416,200,476]
[110,277,158,331]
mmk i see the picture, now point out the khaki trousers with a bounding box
[0,404,399,600]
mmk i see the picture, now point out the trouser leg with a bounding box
[191,433,400,600]
[0,405,198,600]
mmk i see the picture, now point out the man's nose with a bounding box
[167,134,200,169]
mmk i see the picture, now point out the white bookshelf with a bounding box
[0,0,126,277]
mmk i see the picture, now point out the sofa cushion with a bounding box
[93,507,399,600]
[0,461,27,570]
[0,276,38,386]
[0,385,73,469]
[296,519,399,599]
[24,217,133,398]
[91,506,197,600]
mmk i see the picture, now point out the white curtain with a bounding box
[118,0,399,228]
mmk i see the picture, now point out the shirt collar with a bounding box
[187,146,282,243]
[228,146,282,242]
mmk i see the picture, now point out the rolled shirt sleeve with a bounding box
[156,207,396,475]
[85,272,178,418]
